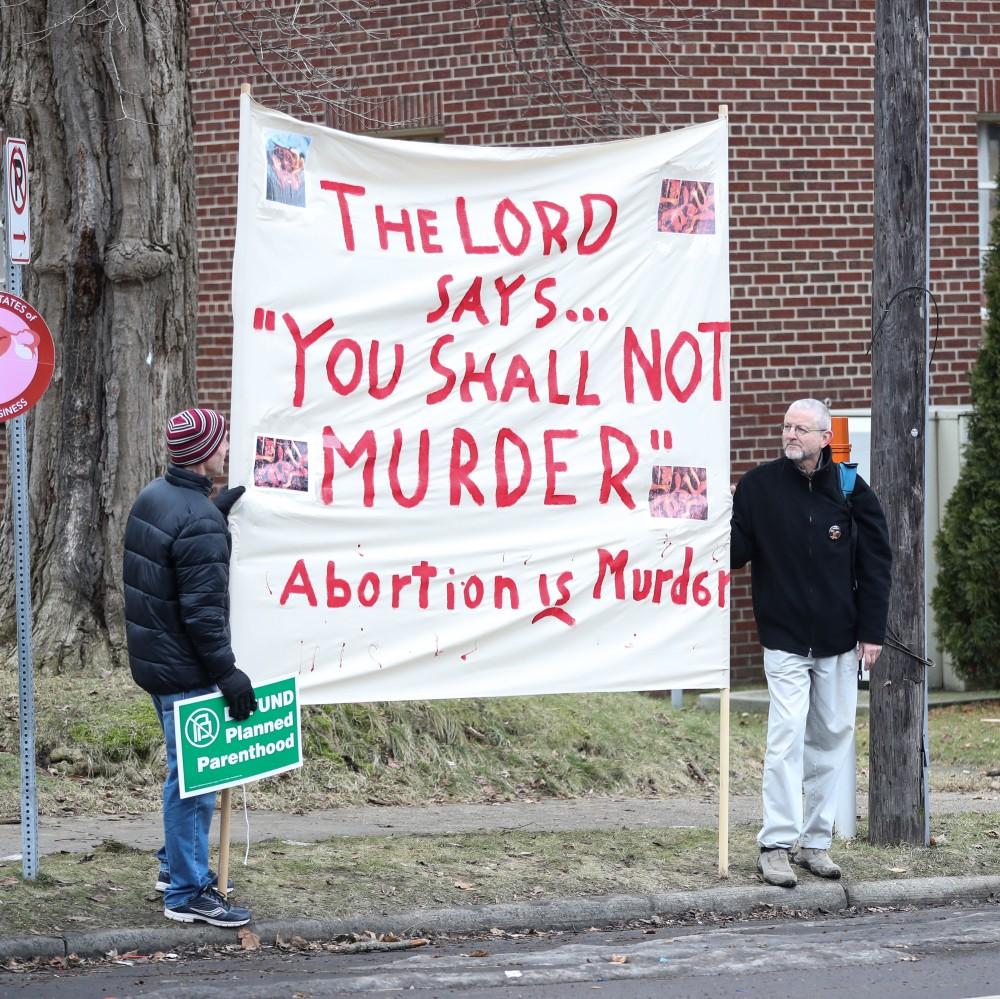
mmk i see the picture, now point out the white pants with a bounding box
[758,648,858,850]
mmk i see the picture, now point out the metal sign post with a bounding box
[8,343,37,882]
[4,138,37,880]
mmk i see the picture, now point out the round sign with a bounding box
[185,708,221,749]
[8,144,27,215]
[0,293,55,422]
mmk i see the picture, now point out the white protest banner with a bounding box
[229,94,730,704]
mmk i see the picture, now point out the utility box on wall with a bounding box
[832,406,974,691]
[926,407,975,691]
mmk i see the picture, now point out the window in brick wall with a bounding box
[365,126,444,143]
[979,121,1000,265]
[327,94,443,142]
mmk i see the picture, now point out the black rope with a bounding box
[882,624,935,670]
[867,284,942,369]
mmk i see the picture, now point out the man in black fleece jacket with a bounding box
[124,408,258,927]
[731,399,891,887]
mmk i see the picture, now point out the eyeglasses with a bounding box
[780,423,827,437]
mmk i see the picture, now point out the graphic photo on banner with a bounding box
[229,95,731,704]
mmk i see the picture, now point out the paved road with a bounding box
[2,790,998,859]
[5,904,1000,997]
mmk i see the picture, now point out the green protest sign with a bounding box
[174,675,301,798]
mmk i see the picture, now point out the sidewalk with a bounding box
[697,687,1000,715]
[3,790,1000,859]
[2,792,999,961]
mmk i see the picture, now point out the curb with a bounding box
[3,876,998,961]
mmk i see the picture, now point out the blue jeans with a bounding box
[151,688,217,909]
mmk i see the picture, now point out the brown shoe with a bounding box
[791,846,842,879]
[756,848,797,888]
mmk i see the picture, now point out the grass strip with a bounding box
[0,813,998,937]
[1,670,998,820]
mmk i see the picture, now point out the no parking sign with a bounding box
[5,139,30,265]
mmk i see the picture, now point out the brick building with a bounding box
[190,1,1000,683]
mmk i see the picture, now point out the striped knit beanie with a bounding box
[166,408,227,467]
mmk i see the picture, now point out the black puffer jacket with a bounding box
[123,465,238,694]
[731,448,892,658]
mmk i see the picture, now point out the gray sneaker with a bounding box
[756,848,797,887]
[791,847,842,880]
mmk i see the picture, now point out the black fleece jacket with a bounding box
[123,464,238,694]
[730,448,892,657]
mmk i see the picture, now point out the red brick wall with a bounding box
[189,1,999,684]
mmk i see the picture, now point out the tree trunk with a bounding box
[0,2,198,671]
[869,0,929,845]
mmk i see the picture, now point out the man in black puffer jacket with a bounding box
[731,398,891,890]
[124,407,257,928]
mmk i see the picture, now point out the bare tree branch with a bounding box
[212,0,393,124]
[502,0,719,137]
[209,0,716,135]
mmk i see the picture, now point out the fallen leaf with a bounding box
[466,949,491,958]
[239,929,261,951]
[609,954,630,964]
[887,867,908,874]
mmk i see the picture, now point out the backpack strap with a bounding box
[838,461,858,498]
[838,462,859,590]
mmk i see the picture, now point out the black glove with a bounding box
[218,669,257,722]
[213,485,246,521]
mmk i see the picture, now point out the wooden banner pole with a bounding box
[221,77,245,893]
[217,787,232,896]
[717,101,730,879]
[718,687,731,877]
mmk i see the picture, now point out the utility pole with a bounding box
[869,0,929,844]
